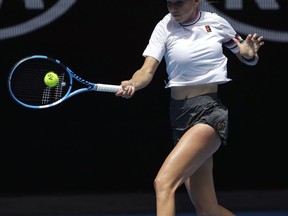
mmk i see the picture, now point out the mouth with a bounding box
[171,14,182,22]
[171,14,181,20]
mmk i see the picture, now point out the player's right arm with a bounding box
[116,56,159,98]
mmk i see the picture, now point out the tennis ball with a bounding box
[44,71,59,87]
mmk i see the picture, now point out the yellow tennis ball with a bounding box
[44,71,59,87]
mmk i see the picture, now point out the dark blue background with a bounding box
[0,1,287,196]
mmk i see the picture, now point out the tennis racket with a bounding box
[8,55,122,109]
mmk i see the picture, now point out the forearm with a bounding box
[128,57,158,91]
[129,68,154,91]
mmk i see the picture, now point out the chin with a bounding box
[172,16,183,23]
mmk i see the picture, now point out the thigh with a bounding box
[156,123,221,190]
[185,156,219,210]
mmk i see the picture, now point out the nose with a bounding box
[168,4,177,13]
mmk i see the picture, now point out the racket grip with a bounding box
[96,83,122,93]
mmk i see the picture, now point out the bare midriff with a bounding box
[170,83,218,100]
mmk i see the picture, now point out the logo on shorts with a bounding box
[0,0,77,40]
[201,0,288,43]
[216,122,225,131]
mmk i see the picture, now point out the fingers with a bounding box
[115,83,136,99]
[257,35,264,46]
[232,37,240,45]
[246,33,253,40]
[123,84,135,97]
[251,33,264,46]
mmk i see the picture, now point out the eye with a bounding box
[175,1,184,6]
[167,1,184,7]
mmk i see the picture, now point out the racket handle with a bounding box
[96,83,122,93]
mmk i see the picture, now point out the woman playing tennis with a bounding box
[116,0,264,215]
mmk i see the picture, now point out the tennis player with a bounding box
[116,0,264,215]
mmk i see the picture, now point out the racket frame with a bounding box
[8,55,122,109]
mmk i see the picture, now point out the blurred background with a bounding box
[0,0,287,214]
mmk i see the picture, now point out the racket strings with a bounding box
[41,73,66,105]
[9,58,71,107]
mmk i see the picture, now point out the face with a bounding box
[167,0,199,23]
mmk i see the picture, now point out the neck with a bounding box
[180,9,200,26]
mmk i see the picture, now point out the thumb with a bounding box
[232,37,241,45]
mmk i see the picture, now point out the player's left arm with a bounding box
[233,33,264,66]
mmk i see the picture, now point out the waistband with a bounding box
[170,93,218,107]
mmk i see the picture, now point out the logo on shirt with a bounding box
[205,25,212,32]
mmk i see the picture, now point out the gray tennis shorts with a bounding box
[170,93,228,146]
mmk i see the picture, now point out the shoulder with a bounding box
[155,13,179,31]
[200,10,229,23]
[158,13,173,26]
[200,10,234,33]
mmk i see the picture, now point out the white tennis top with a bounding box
[143,10,243,88]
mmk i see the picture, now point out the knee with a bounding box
[153,175,175,197]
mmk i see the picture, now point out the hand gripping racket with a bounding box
[8,55,122,109]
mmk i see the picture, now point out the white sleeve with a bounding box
[217,15,242,53]
[142,19,167,62]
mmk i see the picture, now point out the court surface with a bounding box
[0,190,287,216]
[103,212,287,216]
[27,211,288,216]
